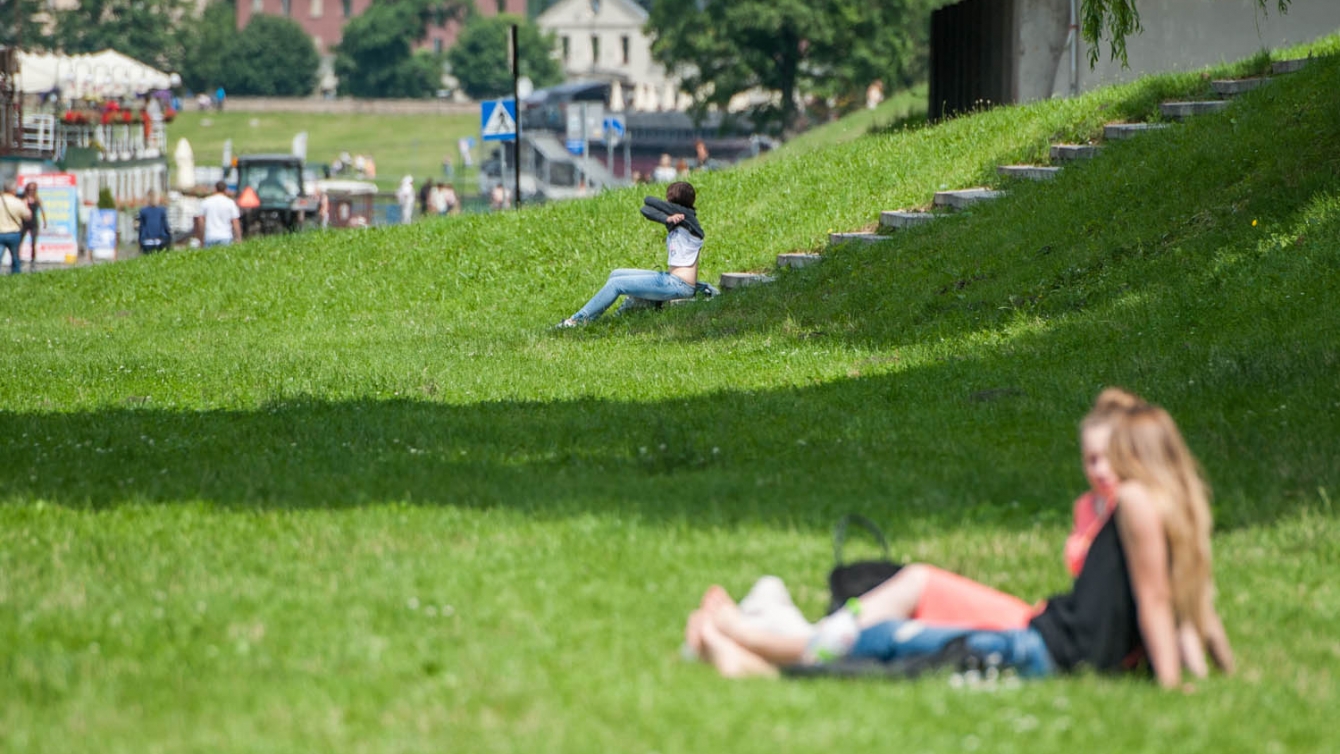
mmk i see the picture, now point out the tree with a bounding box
[50,0,191,72]
[227,15,319,96]
[1082,0,1291,66]
[646,0,932,135]
[334,1,455,98]
[179,1,239,93]
[447,13,562,100]
[0,0,51,50]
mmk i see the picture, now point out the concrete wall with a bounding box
[1012,0,1340,104]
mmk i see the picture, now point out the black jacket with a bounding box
[640,196,704,239]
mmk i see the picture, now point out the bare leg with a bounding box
[700,612,779,679]
[703,585,810,666]
[851,563,931,629]
[684,609,707,661]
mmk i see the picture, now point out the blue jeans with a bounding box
[205,238,232,248]
[0,231,21,274]
[572,269,696,321]
[850,620,1056,678]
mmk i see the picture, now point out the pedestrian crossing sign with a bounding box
[481,99,518,142]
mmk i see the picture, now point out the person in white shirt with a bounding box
[396,176,415,224]
[198,181,241,247]
[1,180,35,274]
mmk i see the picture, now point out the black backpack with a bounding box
[827,514,904,615]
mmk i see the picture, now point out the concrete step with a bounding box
[997,164,1061,181]
[1272,58,1310,74]
[719,272,774,290]
[880,210,937,229]
[1160,100,1229,119]
[1050,144,1102,161]
[829,231,892,246]
[777,253,822,269]
[933,188,1004,210]
[1103,122,1172,140]
[1211,77,1271,96]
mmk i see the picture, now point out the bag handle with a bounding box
[833,514,892,566]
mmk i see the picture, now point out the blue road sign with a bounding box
[601,115,626,145]
[481,99,518,142]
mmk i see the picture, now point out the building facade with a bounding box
[535,0,686,111]
[237,0,528,57]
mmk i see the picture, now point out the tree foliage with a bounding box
[1082,0,1292,66]
[50,0,191,72]
[646,0,933,135]
[227,15,319,96]
[179,2,240,93]
[446,13,562,100]
[334,1,465,98]
[0,0,50,49]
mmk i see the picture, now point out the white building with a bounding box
[535,0,689,112]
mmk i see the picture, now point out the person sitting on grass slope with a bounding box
[556,181,715,327]
[688,393,1235,689]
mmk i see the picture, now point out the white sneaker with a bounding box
[803,605,860,663]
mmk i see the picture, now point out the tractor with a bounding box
[234,154,321,237]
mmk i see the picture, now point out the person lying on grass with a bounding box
[556,181,712,327]
[687,394,1235,689]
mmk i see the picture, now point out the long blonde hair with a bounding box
[1106,405,1214,634]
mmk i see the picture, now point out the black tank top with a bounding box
[1029,513,1143,673]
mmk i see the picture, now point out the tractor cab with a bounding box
[235,155,320,236]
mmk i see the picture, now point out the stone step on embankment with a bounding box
[1050,144,1102,161]
[1160,101,1229,119]
[1211,77,1271,96]
[828,231,893,247]
[880,210,937,230]
[1103,122,1171,140]
[933,188,1004,210]
[777,253,822,269]
[719,272,774,290]
[1272,58,1311,74]
[997,165,1061,181]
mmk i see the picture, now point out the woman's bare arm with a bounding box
[1115,484,1183,689]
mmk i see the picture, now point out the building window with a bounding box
[620,35,629,66]
[281,0,290,15]
[434,38,443,54]
[591,35,599,66]
[252,0,263,11]
[496,0,505,12]
[561,35,570,63]
[342,0,351,16]
[310,0,323,17]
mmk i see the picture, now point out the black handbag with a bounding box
[827,514,903,615]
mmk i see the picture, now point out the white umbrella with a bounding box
[175,138,196,190]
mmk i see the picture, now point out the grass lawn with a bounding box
[2,40,1340,753]
[168,109,484,193]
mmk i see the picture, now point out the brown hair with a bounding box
[1081,387,1147,434]
[1107,405,1215,636]
[666,181,695,209]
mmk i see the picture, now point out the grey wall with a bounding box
[1008,0,1340,104]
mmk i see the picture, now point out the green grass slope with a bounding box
[2,44,1339,753]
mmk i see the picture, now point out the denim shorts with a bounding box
[850,619,1056,678]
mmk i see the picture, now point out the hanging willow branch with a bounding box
[1082,0,1292,67]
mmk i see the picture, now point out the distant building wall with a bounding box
[237,0,527,56]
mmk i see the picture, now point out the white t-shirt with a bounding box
[199,193,239,243]
[666,226,702,267]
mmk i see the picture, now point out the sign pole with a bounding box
[511,23,521,211]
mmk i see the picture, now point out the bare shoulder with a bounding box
[1115,481,1164,540]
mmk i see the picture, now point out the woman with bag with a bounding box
[689,393,1234,688]
[0,181,34,275]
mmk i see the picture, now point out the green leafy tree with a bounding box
[646,0,932,134]
[50,0,191,72]
[447,13,562,100]
[334,1,453,98]
[179,1,239,93]
[0,0,51,49]
[226,15,319,96]
[1082,0,1291,66]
